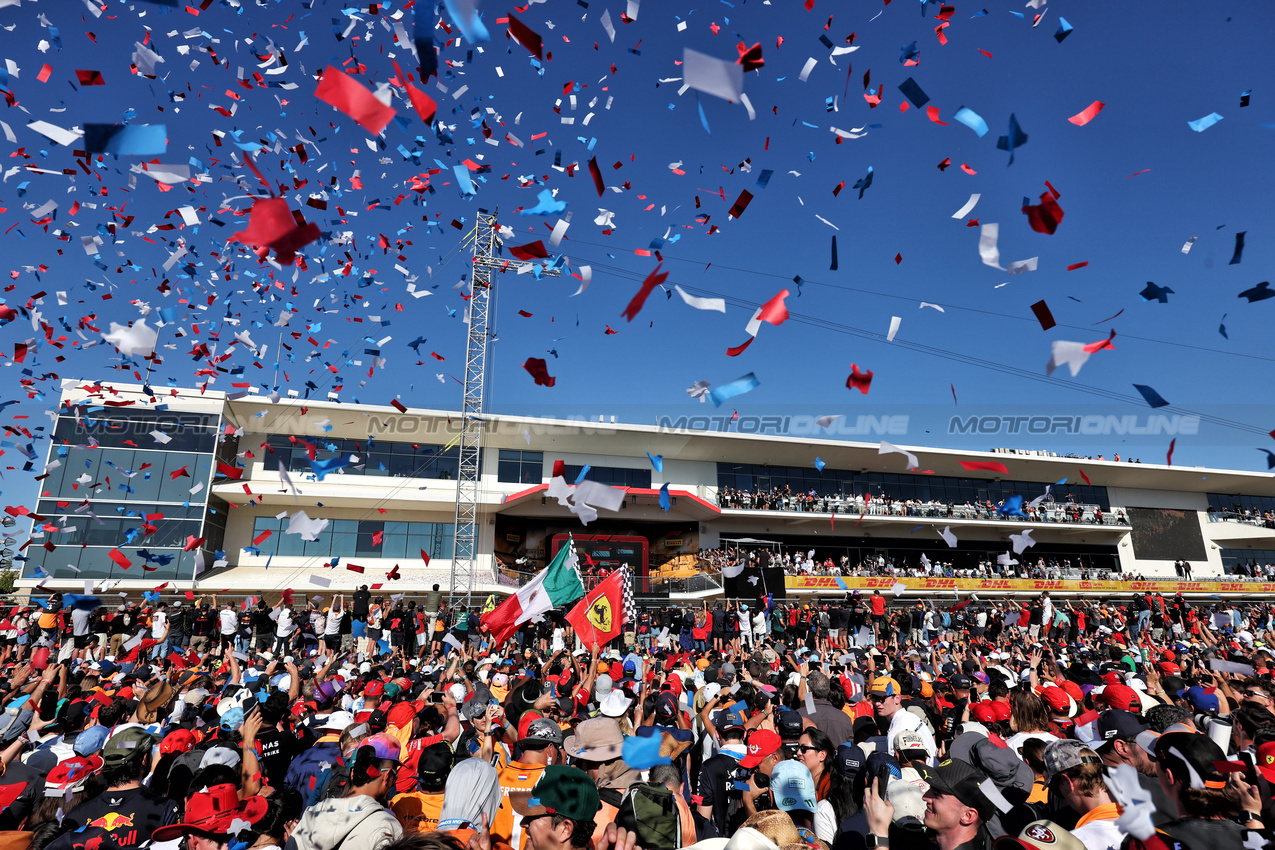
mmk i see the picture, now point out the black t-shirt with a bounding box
[257,726,302,788]
[166,608,186,633]
[697,751,744,838]
[711,609,726,631]
[253,608,274,635]
[352,589,371,619]
[108,613,131,636]
[192,610,215,636]
[47,785,180,850]
[238,611,254,637]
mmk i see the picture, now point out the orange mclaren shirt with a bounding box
[493,760,546,850]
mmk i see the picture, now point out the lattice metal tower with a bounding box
[449,210,559,609]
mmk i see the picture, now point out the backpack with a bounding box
[615,782,681,850]
[940,611,952,628]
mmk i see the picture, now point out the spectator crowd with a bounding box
[0,583,1272,850]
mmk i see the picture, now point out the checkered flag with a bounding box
[619,566,636,629]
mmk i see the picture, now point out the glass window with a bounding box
[381,521,410,558]
[356,521,385,557]
[498,450,543,484]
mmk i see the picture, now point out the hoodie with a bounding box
[285,794,403,850]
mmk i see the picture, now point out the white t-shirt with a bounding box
[219,608,237,635]
[149,611,168,640]
[325,611,341,636]
[814,799,838,844]
[1005,731,1058,754]
[274,607,295,637]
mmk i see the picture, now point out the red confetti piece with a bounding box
[960,163,977,175]
[313,65,397,135]
[36,64,52,83]
[1067,261,1089,271]
[1068,100,1106,126]
[523,357,556,386]
[846,364,873,394]
[959,460,1009,474]
[508,13,544,59]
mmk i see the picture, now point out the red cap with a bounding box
[1257,741,1275,784]
[1102,672,1124,687]
[740,729,782,768]
[1058,680,1084,702]
[364,680,385,698]
[160,729,197,755]
[970,702,999,724]
[1157,661,1180,675]
[1101,684,1142,713]
[1038,686,1071,714]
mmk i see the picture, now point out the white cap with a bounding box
[321,709,356,731]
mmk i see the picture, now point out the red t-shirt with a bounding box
[871,597,885,617]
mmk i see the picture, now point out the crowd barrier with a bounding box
[784,575,1275,597]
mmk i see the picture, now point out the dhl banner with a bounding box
[785,576,1275,595]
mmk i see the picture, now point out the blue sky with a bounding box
[2,0,1274,506]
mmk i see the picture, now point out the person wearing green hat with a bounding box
[45,727,179,850]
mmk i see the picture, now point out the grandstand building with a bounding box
[18,380,1275,601]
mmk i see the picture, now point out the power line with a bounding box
[562,237,1275,365]
[563,253,1273,440]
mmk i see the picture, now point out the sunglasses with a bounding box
[796,744,822,754]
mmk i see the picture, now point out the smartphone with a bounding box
[878,765,892,799]
[430,692,446,704]
[1240,752,1261,788]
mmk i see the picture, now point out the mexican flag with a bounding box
[482,537,584,644]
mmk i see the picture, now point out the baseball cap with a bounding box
[835,744,867,779]
[895,731,928,757]
[776,710,804,741]
[417,741,454,788]
[73,725,111,757]
[1180,686,1220,715]
[1043,740,1103,778]
[1256,740,1275,784]
[160,728,197,755]
[970,701,1011,724]
[868,676,902,697]
[769,761,818,814]
[320,709,356,732]
[521,716,566,746]
[1093,710,1149,750]
[1100,684,1142,714]
[740,729,783,768]
[921,759,1000,822]
[950,674,973,690]
[102,727,156,767]
[510,765,601,822]
[993,821,1087,850]
[1037,686,1074,717]
[1154,732,1227,789]
[712,709,745,737]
